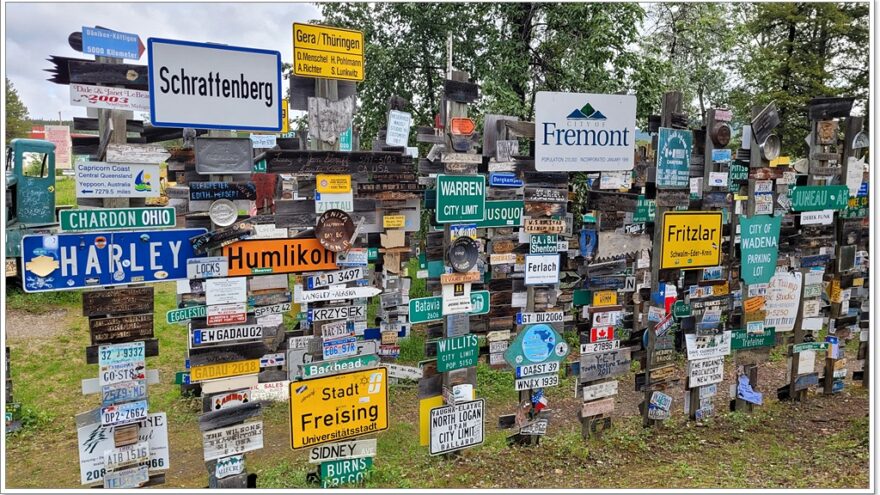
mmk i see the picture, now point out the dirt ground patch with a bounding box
[5,309,72,340]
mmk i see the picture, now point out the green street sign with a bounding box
[436,334,479,372]
[573,289,591,307]
[367,247,379,261]
[529,234,558,254]
[633,196,655,223]
[427,260,445,278]
[301,354,380,379]
[320,457,372,488]
[253,159,267,173]
[174,371,190,385]
[410,291,489,324]
[166,305,207,324]
[656,127,693,189]
[731,327,776,350]
[436,175,486,223]
[672,300,691,319]
[792,341,829,354]
[475,200,523,228]
[504,323,570,367]
[60,207,176,232]
[728,163,748,192]
[739,215,781,285]
[789,185,849,211]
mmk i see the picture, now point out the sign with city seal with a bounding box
[534,92,636,172]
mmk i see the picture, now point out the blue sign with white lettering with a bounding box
[489,172,524,188]
[82,26,144,60]
[711,149,732,163]
[20,229,206,292]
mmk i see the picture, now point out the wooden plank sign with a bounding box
[202,421,264,461]
[82,287,154,317]
[89,314,154,344]
[579,348,631,382]
[580,397,615,418]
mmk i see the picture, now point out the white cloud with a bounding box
[4,2,321,119]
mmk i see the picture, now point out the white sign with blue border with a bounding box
[148,38,282,131]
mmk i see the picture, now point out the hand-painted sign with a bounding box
[534,92,635,172]
[60,207,175,232]
[21,229,205,292]
[76,162,160,198]
[766,271,802,332]
[660,211,722,270]
[202,421,264,461]
[221,238,336,276]
[289,367,388,449]
[82,26,144,60]
[429,399,485,455]
[70,83,150,112]
[656,128,693,188]
[436,334,479,372]
[687,356,724,386]
[579,348,631,381]
[292,23,364,81]
[435,175,486,223]
[789,185,849,211]
[504,323,570,367]
[739,215,781,284]
[148,38,282,131]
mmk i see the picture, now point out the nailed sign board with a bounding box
[292,23,364,81]
[70,83,150,112]
[60,207,176,232]
[687,356,724,386]
[82,287,153,317]
[76,162,160,198]
[436,334,479,372]
[524,254,560,285]
[766,271,802,332]
[21,229,205,293]
[435,175,486,223]
[579,348,631,381]
[192,323,262,346]
[739,215,781,285]
[221,238,337,276]
[296,286,381,304]
[429,399,485,455]
[684,331,732,360]
[475,200,523,228]
[289,367,388,449]
[82,26,144,60]
[581,380,618,401]
[187,257,229,280]
[656,128,693,189]
[504,323,569,367]
[202,421,264,461]
[194,137,254,175]
[77,412,169,485]
[660,211,722,270]
[789,185,849,212]
[308,438,377,464]
[534,91,635,172]
[206,277,247,306]
[148,38,282,131]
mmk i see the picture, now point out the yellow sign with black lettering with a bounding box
[316,174,351,194]
[593,290,618,307]
[383,215,406,229]
[289,367,388,449]
[292,23,364,81]
[190,359,260,382]
[282,99,290,134]
[660,211,723,270]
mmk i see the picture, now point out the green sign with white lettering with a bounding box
[633,196,655,223]
[320,457,372,488]
[792,341,829,353]
[789,185,849,212]
[731,327,776,350]
[529,234,558,254]
[60,207,176,232]
[301,354,380,379]
[166,305,207,324]
[475,200,523,228]
[436,334,479,372]
[435,175,486,223]
[410,291,490,324]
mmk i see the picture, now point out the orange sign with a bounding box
[450,118,475,136]
[221,238,337,276]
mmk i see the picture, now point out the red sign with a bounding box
[590,326,614,343]
[450,118,475,136]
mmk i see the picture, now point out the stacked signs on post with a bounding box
[78,287,169,488]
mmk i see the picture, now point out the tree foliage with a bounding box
[6,78,31,144]
[313,2,868,156]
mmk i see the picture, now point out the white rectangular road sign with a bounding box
[77,412,169,485]
[76,162,160,198]
[429,399,485,455]
[308,439,377,464]
[148,38,282,131]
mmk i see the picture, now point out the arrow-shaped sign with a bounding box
[295,286,382,304]
[80,26,144,61]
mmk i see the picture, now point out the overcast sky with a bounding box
[5,2,321,120]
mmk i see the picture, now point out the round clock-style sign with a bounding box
[447,236,479,273]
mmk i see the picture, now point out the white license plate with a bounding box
[100,361,146,386]
[104,441,150,471]
[98,342,146,367]
[101,399,149,426]
[101,380,148,406]
[514,373,559,391]
[515,361,560,378]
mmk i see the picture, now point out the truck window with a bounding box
[22,152,49,178]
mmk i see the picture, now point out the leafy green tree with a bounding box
[5,78,31,144]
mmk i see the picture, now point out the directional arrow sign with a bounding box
[295,286,381,304]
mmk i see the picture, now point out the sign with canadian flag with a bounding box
[590,326,614,343]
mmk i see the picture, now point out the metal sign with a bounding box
[21,229,205,292]
[408,290,489,324]
[192,324,262,346]
[296,286,382,304]
[308,304,366,322]
[429,399,485,455]
[475,200,523,228]
[739,215,781,285]
[301,354,380,379]
[524,254,560,285]
[202,421,264,461]
[77,412,169,485]
[435,175,486,223]
[289,367,388,449]
[187,257,229,280]
[148,37,282,130]
[436,334,479,372]
[534,91,636,172]
[194,137,254,175]
[660,211,722,270]
[320,457,373,488]
[292,23,364,81]
[190,359,260,383]
[789,185,849,211]
[76,162,160,198]
[684,331,732,361]
[504,323,569,367]
[60,207,176,232]
[309,439,376,464]
[517,311,564,325]
[70,83,150,112]
[221,238,337,276]
[82,26,144,60]
[731,327,776,350]
[656,127,693,189]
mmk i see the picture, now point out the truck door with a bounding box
[14,139,56,225]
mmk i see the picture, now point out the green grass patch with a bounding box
[5,286,81,313]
